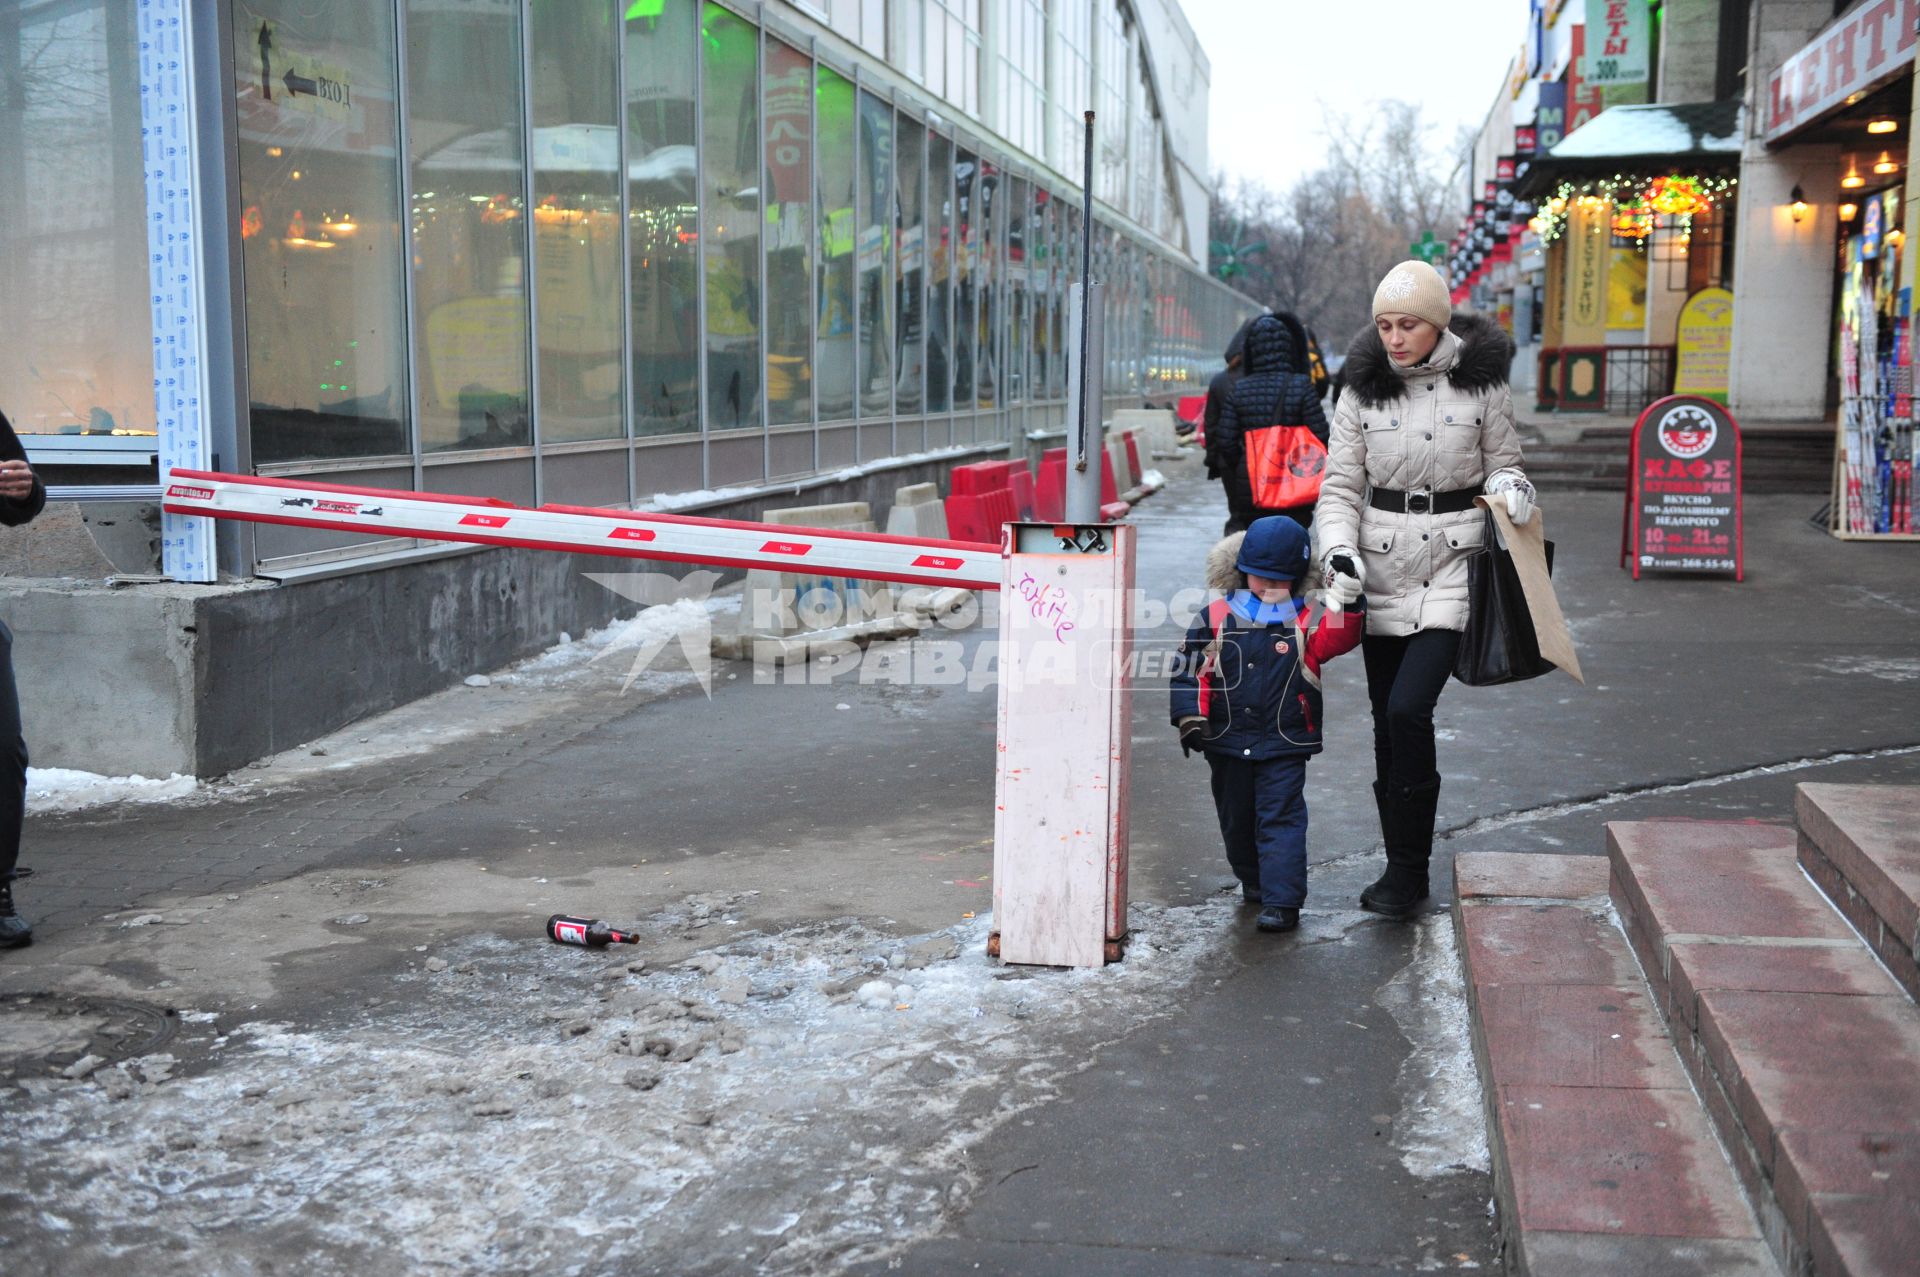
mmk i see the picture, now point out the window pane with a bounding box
[626,0,698,436]
[764,38,813,428]
[1005,175,1027,403]
[894,114,926,416]
[228,0,408,465]
[701,3,760,434]
[974,159,998,410]
[815,64,855,421]
[530,0,622,443]
[952,147,976,417]
[1031,188,1051,399]
[406,0,531,453]
[926,132,953,414]
[856,91,893,419]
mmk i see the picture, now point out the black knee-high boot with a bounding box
[1360,780,1392,908]
[1362,779,1440,920]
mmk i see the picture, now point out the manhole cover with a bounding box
[0,993,179,1080]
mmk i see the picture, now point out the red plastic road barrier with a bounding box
[949,460,1017,495]
[943,492,990,543]
[1122,434,1145,486]
[1008,465,1036,520]
[163,469,1004,590]
[1036,455,1067,522]
[1175,395,1205,425]
[1033,448,1121,519]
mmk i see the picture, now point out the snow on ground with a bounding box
[25,768,200,816]
[497,591,742,691]
[1377,912,1490,1180]
[2,898,1240,1276]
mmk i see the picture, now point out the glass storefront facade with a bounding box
[4,0,1253,570]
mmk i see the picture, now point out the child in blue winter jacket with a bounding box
[1169,516,1365,932]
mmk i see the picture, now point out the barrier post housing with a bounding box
[990,522,1134,968]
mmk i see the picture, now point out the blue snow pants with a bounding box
[1206,753,1309,908]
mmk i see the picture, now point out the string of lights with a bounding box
[1529,174,1740,244]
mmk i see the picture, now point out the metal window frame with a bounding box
[694,0,711,488]
[517,0,543,507]
[614,0,638,506]
[391,0,425,497]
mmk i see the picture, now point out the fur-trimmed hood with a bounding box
[1341,311,1514,409]
[1205,532,1246,593]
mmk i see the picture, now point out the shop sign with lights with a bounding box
[1533,174,1736,245]
[1765,0,1918,143]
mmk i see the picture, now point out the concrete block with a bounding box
[1796,784,1920,964]
[0,503,119,578]
[1607,820,1853,947]
[1493,1083,1763,1240]
[1695,989,1920,1162]
[6,583,204,777]
[1809,1191,1920,1277]
[1454,851,1609,901]
[1459,902,1641,987]
[1668,940,1893,1035]
[1111,409,1182,459]
[735,501,900,647]
[1476,983,1689,1090]
[1520,1232,1779,1277]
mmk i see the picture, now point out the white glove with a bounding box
[1322,546,1363,606]
[1486,470,1537,526]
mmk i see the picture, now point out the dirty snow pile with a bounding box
[495,592,741,691]
[25,767,199,816]
[1,897,1236,1275]
[1377,913,1490,1179]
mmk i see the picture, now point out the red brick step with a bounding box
[1608,819,1920,1277]
[1796,784,1920,1003]
[1453,851,1777,1276]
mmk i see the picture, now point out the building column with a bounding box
[1728,144,1839,421]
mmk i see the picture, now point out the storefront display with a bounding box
[1834,187,1915,537]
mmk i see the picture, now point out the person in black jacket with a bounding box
[1210,314,1330,535]
[0,410,46,949]
[1198,314,1259,518]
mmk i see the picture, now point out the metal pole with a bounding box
[1065,110,1104,523]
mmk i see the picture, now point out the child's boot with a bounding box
[1256,905,1299,932]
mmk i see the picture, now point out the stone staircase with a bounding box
[1520,426,1833,494]
[1455,784,1920,1275]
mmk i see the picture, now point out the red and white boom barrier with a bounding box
[161,469,1003,591]
[166,468,1133,968]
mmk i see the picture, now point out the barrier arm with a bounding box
[161,469,1001,591]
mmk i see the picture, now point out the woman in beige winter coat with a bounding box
[1314,260,1536,920]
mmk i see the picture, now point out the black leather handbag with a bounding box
[1453,511,1556,686]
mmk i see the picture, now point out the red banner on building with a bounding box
[1766,0,1919,143]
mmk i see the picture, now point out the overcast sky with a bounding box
[1182,0,1530,194]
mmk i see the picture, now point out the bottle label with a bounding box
[552,919,590,946]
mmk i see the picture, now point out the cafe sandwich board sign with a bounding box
[1622,396,1745,580]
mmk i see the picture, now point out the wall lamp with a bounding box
[1790,185,1808,223]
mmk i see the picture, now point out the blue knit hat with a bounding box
[1236,516,1311,581]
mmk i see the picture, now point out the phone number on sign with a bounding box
[1640,555,1735,570]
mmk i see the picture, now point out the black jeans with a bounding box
[1361,628,1461,793]
[0,622,24,881]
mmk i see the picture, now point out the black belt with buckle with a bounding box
[1368,486,1479,515]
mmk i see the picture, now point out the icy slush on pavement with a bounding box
[3,899,1244,1275]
